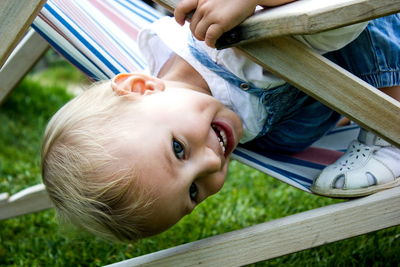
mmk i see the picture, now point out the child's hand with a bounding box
[175,0,258,48]
[174,0,296,48]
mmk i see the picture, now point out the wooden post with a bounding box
[0,30,49,103]
[0,0,47,68]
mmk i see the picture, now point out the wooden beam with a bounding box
[238,37,400,146]
[0,0,47,68]
[153,0,178,13]
[216,0,400,48]
[0,30,49,104]
[154,0,400,48]
[106,187,400,266]
[0,184,53,220]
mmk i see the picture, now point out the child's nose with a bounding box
[202,171,225,197]
[201,147,222,172]
[195,147,226,197]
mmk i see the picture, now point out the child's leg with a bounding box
[312,14,400,197]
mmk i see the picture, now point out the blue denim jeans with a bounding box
[325,14,400,88]
[191,14,400,153]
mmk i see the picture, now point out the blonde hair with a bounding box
[42,81,154,242]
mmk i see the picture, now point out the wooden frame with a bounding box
[0,0,47,68]
[0,184,52,220]
[1,0,399,265]
[0,29,49,103]
[106,187,400,266]
[0,0,48,104]
[0,1,51,219]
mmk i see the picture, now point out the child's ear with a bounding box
[111,72,165,96]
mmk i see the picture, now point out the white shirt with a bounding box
[138,17,367,142]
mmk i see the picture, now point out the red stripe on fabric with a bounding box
[89,0,139,40]
[39,12,79,49]
[53,0,138,71]
[291,147,343,165]
[38,13,62,36]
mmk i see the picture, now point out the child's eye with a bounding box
[189,183,198,201]
[172,139,185,159]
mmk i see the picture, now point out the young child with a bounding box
[41,0,400,242]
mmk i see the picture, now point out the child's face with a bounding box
[112,73,243,233]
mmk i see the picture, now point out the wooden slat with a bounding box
[154,0,400,49]
[106,187,400,267]
[216,0,400,48]
[0,0,47,68]
[153,0,178,13]
[0,29,49,104]
[0,193,9,205]
[238,37,400,146]
[0,184,53,220]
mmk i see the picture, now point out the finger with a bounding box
[189,11,204,39]
[175,0,198,25]
[192,18,211,41]
[205,24,225,48]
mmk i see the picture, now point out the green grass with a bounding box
[1,56,399,266]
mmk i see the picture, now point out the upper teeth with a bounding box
[213,124,227,153]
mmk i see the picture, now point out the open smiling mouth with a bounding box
[211,123,234,157]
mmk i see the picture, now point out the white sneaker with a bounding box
[311,129,400,198]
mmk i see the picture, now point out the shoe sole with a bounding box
[310,176,400,198]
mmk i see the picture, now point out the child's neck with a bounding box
[157,53,212,95]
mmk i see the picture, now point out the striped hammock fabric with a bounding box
[33,0,161,80]
[32,0,359,193]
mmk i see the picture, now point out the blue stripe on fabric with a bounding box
[116,0,162,23]
[46,4,121,76]
[258,151,326,170]
[81,15,134,71]
[83,10,145,70]
[31,23,101,80]
[238,145,326,170]
[233,149,313,187]
[87,0,162,70]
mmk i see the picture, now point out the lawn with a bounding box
[0,52,399,266]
